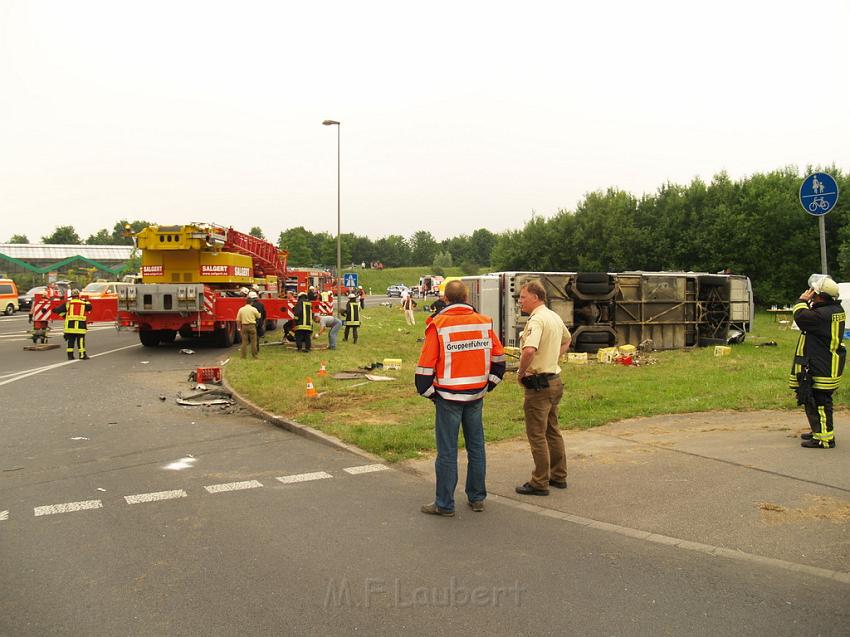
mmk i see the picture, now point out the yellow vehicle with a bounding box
[437,276,461,296]
[0,278,19,315]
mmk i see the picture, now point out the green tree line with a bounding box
[491,166,849,303]
[9,166,847,302]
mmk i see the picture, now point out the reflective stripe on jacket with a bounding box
[62,299,91,335]
[789,299,846,391]
[295,301,313,331]
[415,303,506,402]
[344,302,360,326]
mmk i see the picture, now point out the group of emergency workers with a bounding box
[42,268,845,456]
[286,290,362,353]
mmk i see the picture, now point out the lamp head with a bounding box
[322,120,340,126]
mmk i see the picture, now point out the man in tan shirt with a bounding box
[515,280,571,496]
[236,297,262,359]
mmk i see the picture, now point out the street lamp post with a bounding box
[322,119,342,315]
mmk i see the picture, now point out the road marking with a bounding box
[0,343,142,387]
[276,471,333,484]
[124,490,187,505]
[34,500,102,516]
[343,464,388,475]
[164,457,196,470]
[0,362,60,379]
[204,480,263,494]
[0,510,8,521]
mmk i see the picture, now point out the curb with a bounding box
[221,374,385,465]
[487,493,850,586]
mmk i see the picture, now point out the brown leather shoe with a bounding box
[468,500,484,512]
[421,502,455,517]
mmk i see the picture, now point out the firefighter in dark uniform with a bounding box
[343,293,361,344]
[248,291,267,337]
[293,292,313,353]
[55,289,92,360]
[789,275,845,449]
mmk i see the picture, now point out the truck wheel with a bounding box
[179,326,195,339]
[159,329,177,344]
[4,304,14,316]
[576,331,611,344]
[575,273,612,296]
[574,342,605,353]
[214,322,236,347]
[576,272,609,284]
[265,320,277,331]
[139,330,161,347]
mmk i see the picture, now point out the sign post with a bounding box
[800,172,840,275]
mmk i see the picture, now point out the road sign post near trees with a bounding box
[800,173,840,275]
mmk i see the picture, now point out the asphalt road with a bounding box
[1,312,848,636]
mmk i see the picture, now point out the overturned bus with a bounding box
[461,271,753,352]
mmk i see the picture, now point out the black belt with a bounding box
[531,373,559,380]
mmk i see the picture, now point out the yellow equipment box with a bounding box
[618,344,636,354]
[714,346,732,357]
[597,346,619,363]
[567,352,588,365]
[383,358,402,370]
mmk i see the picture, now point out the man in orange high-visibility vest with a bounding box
[415,280,505,516]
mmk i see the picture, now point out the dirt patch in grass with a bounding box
[757,496,850,525]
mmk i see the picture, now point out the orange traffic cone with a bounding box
[318,361,328,376]
[305,377,318,398]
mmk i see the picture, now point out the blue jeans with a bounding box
[328,319,342,349]
[434,396,486,511]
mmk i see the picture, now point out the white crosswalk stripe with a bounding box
[34,500,103,516]
[276,471,333,484]
[125,490,188,504]
[204,480,264,494]
[343,464,389,475]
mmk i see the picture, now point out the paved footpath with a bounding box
[404,410,850,580]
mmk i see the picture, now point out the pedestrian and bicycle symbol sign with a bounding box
[800,173,839,216]
[344,273,358,289]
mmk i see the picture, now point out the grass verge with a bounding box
[225,308,834,462]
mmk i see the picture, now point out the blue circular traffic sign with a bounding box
[800,173,839,216]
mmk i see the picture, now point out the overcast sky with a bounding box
[2,0,848,244]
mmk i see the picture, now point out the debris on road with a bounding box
[176,387,234,407]
[159,395,167,401]
[179,349,195,355]
[23,343,60,351]
[70,436,89,440]
[364,374,396,382]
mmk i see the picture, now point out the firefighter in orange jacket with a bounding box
[415,280,506,516]
[54,289,92,360]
